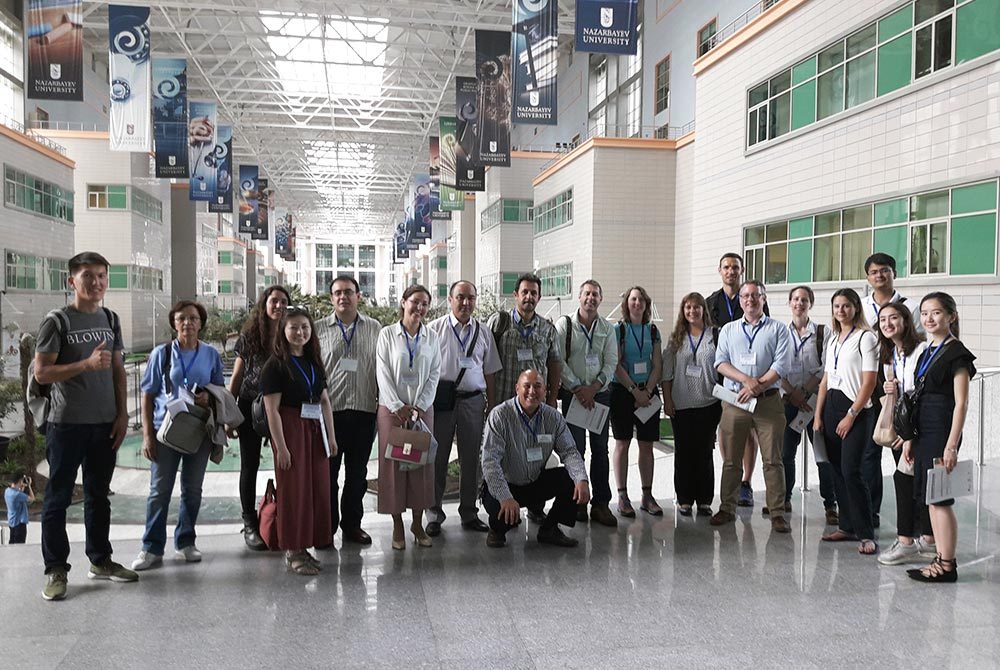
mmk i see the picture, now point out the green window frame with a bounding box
[4,165,74,224]
[533,190,573,236]
[437,256,447,269]
[109,264,129,289]
[538,263,573,298]
[437,283,448,298]
[742,178,998,283]
[218,250,232,265]
[748,0,997,148]
[218,280,233,294]
[87,184,128,210]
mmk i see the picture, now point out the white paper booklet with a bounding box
[633,395,663,424]
[565,397,611,434]
[925,459,974,504]
[789,395,818,434]
[712,384,758,413]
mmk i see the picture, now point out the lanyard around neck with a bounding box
[336,317,357,355]
[174,341,200,388]
[403,325,421,368]
[290,356,316,400]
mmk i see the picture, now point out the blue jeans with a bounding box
[782,402,837,509]
[141,439,211,555]
[561,390,612,506]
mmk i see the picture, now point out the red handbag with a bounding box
[258,479,279,550]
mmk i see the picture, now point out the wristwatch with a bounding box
[628,384,638,392]
[847,407,859,418]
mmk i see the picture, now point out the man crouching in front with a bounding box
[480,369,590,548]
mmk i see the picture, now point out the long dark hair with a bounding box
[920,291,960,338]
[876,302,920,364]
[272,306,323,369]
[239,285,290,359]
[668,292,713,353]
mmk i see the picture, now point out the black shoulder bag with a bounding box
[434,322,481,411]
[893,346,944,441]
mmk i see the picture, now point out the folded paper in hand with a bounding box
[566,397,610,433]
[712,385,757,413]
[925,459,973,504]
[633,395,662,424]
[789,395,818,434]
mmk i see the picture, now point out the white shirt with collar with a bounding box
[427,313,502,393]
[784,319,825,391]
[862,290,919,329]
[375,322,442,412]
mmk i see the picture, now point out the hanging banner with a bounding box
[454,78,485,192]
[513,0,558,125]
[237,165,258,233]
[428,137,450,221]
[152,58,188,177]
[394,222,410,260]
[207,125,233,213]
[437,118,466,211]
[410,174,433,241]
[475,30,512,166]
[108,5,152,152]
[252,179,269,240]
[575,0,640,55]
[188,101,217,200]
[275,212,291,256]
[26,0,84,101]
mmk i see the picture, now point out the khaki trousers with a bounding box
[718,393,786,517]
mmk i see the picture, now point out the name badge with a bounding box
[685,364,701,378]
[537,434,553,445]
[459,356,476,369]
[791,360,804,374]
[401,372,420,386]
[738,352,756,366]
[828,373,842,387]
[338,357,358,373]
[633,361,648,375]
[301,403,322,420]
[526,446,544,462]
[586,354,601,370]
[517,348,534,362]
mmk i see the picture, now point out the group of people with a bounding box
[28,247,974,600]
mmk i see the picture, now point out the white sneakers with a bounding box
[130,551,163,571]
[131,545,202,570]
[877,538,938,565]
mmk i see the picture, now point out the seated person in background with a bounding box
[480,369,591,549]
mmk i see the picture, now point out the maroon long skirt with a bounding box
[274,406,332,551]
[377,405,435,515]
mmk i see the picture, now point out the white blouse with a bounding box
[376,322,442,413]
[886,341,928,395]
[824,327,879,407]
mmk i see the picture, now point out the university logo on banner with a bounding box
[437,117,466,210]
[513,0,558,125]
[237,165,258,233]
[108,5,152,152]
[26,0,84,100]
[207,125,233,213]
[454,78,485,192]
[575,0,639,55]
[474,30,512,167]
[275,212,291,256]
[428,137,451,221]
[410,174,433,241]
[188,101,218,201]
[252,179,269,240]
[152,58,188,178]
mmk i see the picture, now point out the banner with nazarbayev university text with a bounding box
[108,5,151,152]
[437,118,465,210]
[152,58,188,178]
[237,165,258,233]
[513,0,558,125]
[188,100,217,201]
[26,0,84,100]
[252,179,269,240]
[575,0,639,55]
[207,125,233,213]
[474,30,512,166]
[454,78,485,191]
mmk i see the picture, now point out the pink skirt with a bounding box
[376,405,435,514]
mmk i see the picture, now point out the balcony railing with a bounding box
[698,0,783,56]
[0,113,68,155]
[30,119,108,132]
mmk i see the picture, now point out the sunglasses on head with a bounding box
[285,305,311,317]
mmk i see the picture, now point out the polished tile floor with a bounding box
[4,455,1000,669]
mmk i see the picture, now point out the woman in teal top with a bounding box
[611,286,664,517]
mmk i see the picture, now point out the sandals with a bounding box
[640,487,663,516]
[858,539,878,555]
[285,551,320,576]
[678,504,693,517]
[821,529,857,542]
[907,555,958,583]
[617,488,636,518]
[411,523,432,548]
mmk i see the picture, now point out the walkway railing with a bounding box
[29,119,108,132]
[698,0,783,56]
[536,121,696,171]
[0,113,68,155]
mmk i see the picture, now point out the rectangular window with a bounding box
[316,244,333,267]
[358,245,376,268]
[109,264,129,289]
[315,270,335,292]
[437,283,447,299]
[538,263,572,298]
[359,271,375,297]
[4,166,73,224]
[501,272,521,295]
[437,256,447,269]
[533,189,573,236]
[697,19,718,57]
[218,280,233,294]
[654,56,670,114]
[956,0,1000,64]
[337,244,355,268]
[87,184,128,210]
[131,187,163,222]
[218,250,232,265]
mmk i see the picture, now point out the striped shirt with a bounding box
[315,312,381,413]
[481,397,589,502]
[486,310,561,401]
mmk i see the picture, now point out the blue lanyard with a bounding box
[789,324,811,358]
[451,320,472,351]
[833,327,856,371]
[290,356,316,400]
[579,322,595,352]
[725,293,738,321]
[687,329,706,356]
[893,350,906,393]
[336,317,357,355]
[404,326,421,368]
[517,405,541,440]
[628,323,645,357]
[512,310,534,345]
[174,341,200,389]
[916,336,951,379]
[741,318,765,351]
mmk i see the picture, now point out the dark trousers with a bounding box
[237,397,263,521]
[861,410,883,517]
[329,410,376,532]
[782,402,837,509]
[891,448,933,538]
[671,403,721,507]
[41,422,116,574]
[481,467,578,536]
[561,390,612,506]
[431,393,486,524]
[823,391,874,540]
[9,524,27,543]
